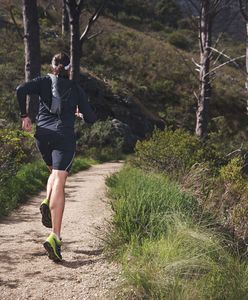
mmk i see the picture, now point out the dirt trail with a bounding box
[0,162,123,300]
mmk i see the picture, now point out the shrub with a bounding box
[168,31,192,50]
[183,156,248,244]
[219,157,248,243]
[76,119,132,154]
[0,129,37,183]
[133,129,201,177]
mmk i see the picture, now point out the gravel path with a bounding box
[0,162,123,300]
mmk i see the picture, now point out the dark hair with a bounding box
[51,52,70,77]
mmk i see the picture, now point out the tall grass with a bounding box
[107,167,198,244]
[106,167,248,299]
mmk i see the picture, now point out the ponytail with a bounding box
[51,53,70,78]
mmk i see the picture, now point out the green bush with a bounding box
[219,157,248,243]
[168,30,192,50]
[0,129,37,183]
[183,155,248,244]
[77,120,125,153]
[133,129,201,177]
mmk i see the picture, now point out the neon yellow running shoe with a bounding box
[43,233,62,262]
[40,198,52,228]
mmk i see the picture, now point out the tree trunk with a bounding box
[67,2,81,82]
[66,0,105,82]
[62,0,69,35]
[246,22,248,114]
[22,0,41,122]
[195,0,212,139]
[70,17,81,82]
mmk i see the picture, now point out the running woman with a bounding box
[16,52,97,262]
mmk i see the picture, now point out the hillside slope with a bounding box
[0,2,247,143]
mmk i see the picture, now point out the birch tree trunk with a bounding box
[195,0,212,139]
[22,0,41,122]
[238,0,248,114]
[245,23,248,114]
[62,0,69,35]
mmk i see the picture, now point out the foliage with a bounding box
[1,3,247,141]
[133,129,201,177]
[123,225,248,300]
[0,161,48,217]
[0,156,95,217]
[155,0,182,27]
[0,129,37,183]
[106,167,248,299]
[183,154,248,244]
[76,120,125,152]
[82,147,125,163]
[91,0,182,28]
[106,167,198,245]
[168,30,193,51]
[70,157,97,174]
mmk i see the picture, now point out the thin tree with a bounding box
[65,0,107,82]
[62,0,69,35]
[238,0,248,114]
[186,0,235,139]
[22,0,41,122]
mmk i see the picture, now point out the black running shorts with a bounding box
[35,132,76,172]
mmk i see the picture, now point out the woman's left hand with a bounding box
[22,116,32,132]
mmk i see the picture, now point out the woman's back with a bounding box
[17,75,96,136]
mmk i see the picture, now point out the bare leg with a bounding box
[49,170,68,238]
[46,166,54,200]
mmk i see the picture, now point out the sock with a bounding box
[52,232,61,241]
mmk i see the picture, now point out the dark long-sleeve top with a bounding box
[16,75,97,136]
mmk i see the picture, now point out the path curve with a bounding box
[0,162,123,300]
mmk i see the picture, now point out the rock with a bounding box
[111,119,137,152]
[79,71,164,151]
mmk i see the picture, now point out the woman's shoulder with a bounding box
[29,75,52,86]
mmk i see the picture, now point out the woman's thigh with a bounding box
[52,149,75,172]
[35,135,53,167]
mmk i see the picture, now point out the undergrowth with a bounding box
[0,157,96,217]
[106,167,248,299]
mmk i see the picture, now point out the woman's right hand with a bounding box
[21,116,32,132]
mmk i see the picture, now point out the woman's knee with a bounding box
[52,170,68,186]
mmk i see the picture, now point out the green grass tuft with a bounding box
[106,167,248,299]
[106,167,198,244]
